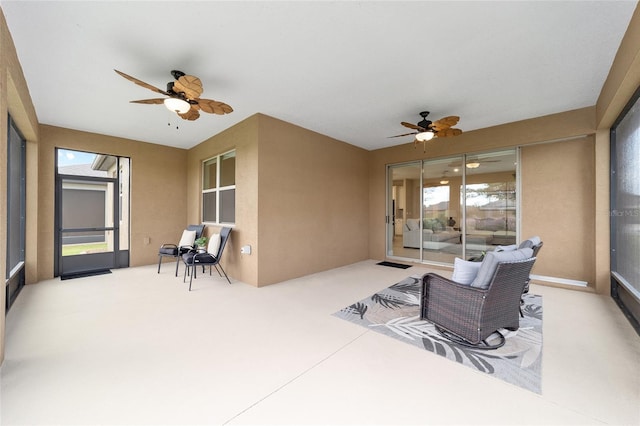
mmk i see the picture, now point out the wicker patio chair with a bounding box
[518,238,543,315]
[420,256,537,349]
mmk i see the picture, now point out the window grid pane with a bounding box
[203,158,217,190]
[202,150,235,225]
[220,189,236,223]
[202,192,217,223]
[220,152,236,187]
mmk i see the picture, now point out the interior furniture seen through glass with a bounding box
[387,149,517,266]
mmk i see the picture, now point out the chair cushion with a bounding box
[178,229,197,248]
[470,247,534,289]
[494,244,517,252]
[182,252,216,264]
[182,252,194,264]
[194,253,216,264]
[451,257,482,285]
[208,233,221,255]
[159,247,178,256]
[519,236,541,250]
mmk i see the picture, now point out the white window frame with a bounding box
[202,149,236,225]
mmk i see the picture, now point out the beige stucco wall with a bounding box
[37,125,188,279]
[1,7,39,365]
[186,113,370,287]
[520,136,596,284]
[186,114,260,285]
[256,114,370,286]
[597,3,640,130]
[369,107,601,288]
[0,11,7,368]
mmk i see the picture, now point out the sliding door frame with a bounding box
[385,149,520,266]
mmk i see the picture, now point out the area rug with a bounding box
[333,274,543,394]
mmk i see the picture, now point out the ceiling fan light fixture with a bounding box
[440,179,449,185]
[466,161,481,169]
[164,98,191,114]
[415,131,435,142]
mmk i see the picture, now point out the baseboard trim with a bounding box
[530,274,588,288]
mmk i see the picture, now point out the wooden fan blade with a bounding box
[178,107,200,121]
[129,98,166,105]
[401,121,425,131]
[436,128,463,138]
[431,116,460,132]
[388,132,418,138]
[114,70,169,95]
[197,98,233,115]
[173,75,203,100]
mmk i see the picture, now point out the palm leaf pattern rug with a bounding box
[334,275,543,394]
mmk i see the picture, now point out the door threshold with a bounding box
[60,269,112,280]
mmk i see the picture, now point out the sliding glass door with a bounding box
[386,149,518,265]
[421,156,463,264]
[387,162,421,260]
[463,150,517,258]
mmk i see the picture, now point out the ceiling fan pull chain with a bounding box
[167,116,179,130]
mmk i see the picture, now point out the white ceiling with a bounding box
[1,1,636,151]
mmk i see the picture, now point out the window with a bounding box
[202,150,236,224]
[6,116,26,311]
[611,85,640,334]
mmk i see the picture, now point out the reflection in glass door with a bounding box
[387,149,518,265]
[387,162,421,260]
[463,150,517,258]
[55,149,130,278]
[421,156,463,264]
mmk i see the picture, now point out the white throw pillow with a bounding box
[208,233,221,255]
[178,230,197,248]
[451,257,482,285]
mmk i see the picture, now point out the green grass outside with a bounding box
[62,242,109,256]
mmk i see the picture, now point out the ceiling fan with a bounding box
[114,69,233,121]
[389,111,463,152]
